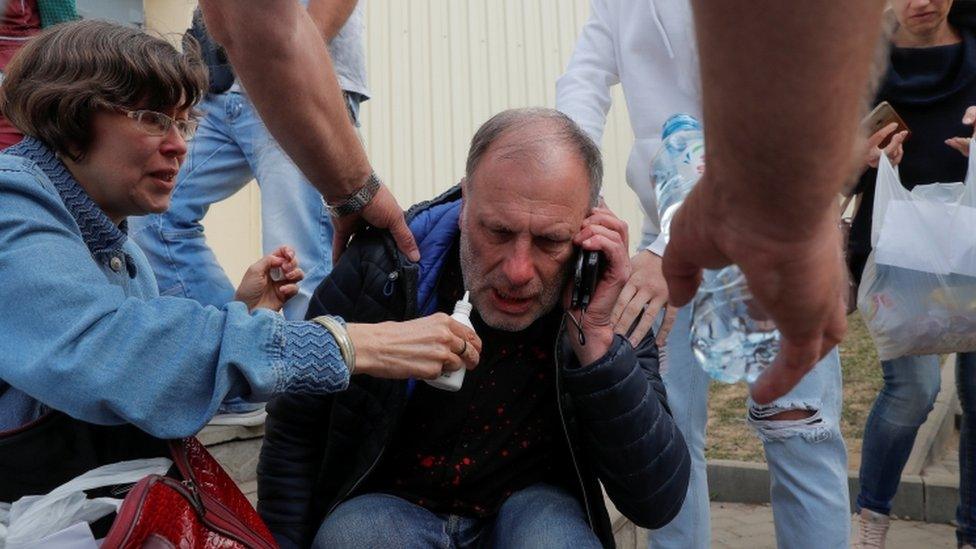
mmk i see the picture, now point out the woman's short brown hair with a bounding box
[0,20,208,160]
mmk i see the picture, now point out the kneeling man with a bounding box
[257,108,690,548]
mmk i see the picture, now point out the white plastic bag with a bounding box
[858,139,976,360]
[0,457,171,548]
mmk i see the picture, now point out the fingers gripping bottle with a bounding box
[653,114,781,383]
[425,291,474,391]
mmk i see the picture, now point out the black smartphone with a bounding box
[570,249,604,311]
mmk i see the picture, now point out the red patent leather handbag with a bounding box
[100,437,277,549]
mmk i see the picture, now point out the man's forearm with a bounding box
[691,0,885,239]
[200,0,368,200]
[308,0,358,42]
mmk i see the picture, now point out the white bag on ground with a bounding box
[0,457,171,548]
[858,140,976,360]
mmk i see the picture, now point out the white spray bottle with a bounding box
[425,291,474,392]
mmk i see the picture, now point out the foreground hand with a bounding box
[663,179,847,404]
[346,313,482,379]
[235,246,304,312]
[332,182,420,264]
[612,249,678,348]
[565,206,631,365]
[945,105,976,156]
[864,122,907,168]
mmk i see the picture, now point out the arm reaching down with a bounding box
[198,0,419,262]
[664,0,887,404]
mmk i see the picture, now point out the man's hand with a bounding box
[565,206,631,366]
[332,182,420,263]
[677,0,883,402]
[235,246,304,312]
[663,179,847,404]
[945,105,976,156]
[199,2,419,264]
[612,250,677,348]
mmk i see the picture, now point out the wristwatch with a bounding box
[327,172,382,217]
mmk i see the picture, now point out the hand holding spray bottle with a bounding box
[425,291,475,391]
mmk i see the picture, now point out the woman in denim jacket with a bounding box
[0,21,479,502]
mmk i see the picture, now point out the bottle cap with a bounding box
[662,113,702,140]
[453,291,473,317]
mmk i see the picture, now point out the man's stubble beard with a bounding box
[458,230,570,332]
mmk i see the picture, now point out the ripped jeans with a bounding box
[647,306,849,549]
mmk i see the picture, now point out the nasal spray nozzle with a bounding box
[425,291,474,392]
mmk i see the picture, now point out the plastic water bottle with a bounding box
[653,114,781,383]
[654,114,706,246]
[425,291,474,391]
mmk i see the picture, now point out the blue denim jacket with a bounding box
[0,138,348,438]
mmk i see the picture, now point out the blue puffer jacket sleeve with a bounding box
[561,333,690,529]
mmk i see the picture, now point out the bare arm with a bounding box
[200,0,364,200]
[663,1,886,403]
[690,1,885,235]
[308,0,358,42]
[199,0,420,262]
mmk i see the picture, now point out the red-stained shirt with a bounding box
[360,244,574,517]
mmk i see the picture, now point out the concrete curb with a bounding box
[609,461,953,549]
[706,459,956,524]
[707,355,961,525]
[904,355,959,475]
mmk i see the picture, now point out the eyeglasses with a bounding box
[116,107,199,141]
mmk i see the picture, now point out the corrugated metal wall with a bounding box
[143,0,641,283]
[144,0,263,285]
[360,0,640,231]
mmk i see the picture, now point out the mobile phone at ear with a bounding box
[862,101,910,149]
[571,249,604,311]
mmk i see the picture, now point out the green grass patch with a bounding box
[704,314,883,468]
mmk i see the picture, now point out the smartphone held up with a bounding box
[862,101,911,148]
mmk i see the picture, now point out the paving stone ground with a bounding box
[248,483,958,548]
[709,502,957,549]
[215,429,960,548]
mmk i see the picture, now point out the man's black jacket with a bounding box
[257,187,690,548]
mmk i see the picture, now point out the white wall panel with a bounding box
[362,0,642,247]
[143,0,643,287]
[144,0,262,285]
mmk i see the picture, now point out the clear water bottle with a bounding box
[653,114,780,383]
[653,114,705,246]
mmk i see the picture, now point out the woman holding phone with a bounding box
[849,1,976,547]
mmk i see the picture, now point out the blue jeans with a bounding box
[313,484,601,549]
[129,91,361,321]
[648,307,850,549]
[857,352,976,545]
